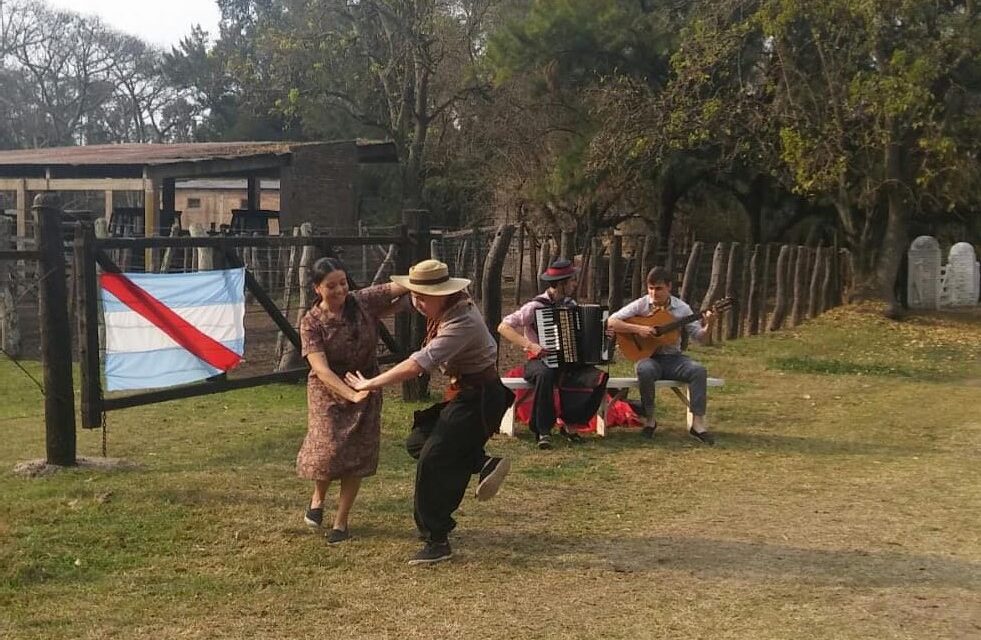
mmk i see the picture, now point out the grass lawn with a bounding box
[1,304,979,639]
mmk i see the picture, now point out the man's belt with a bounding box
[449,365,499,390]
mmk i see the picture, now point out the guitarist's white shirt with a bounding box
[610,294,708,355]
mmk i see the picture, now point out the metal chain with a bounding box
[101,412,108,457]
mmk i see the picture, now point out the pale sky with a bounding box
[46,0,221,48]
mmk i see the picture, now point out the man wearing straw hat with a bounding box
[346,259,514,565]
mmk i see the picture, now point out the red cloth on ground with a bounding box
[504,365,643,434]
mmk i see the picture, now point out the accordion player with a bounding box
[534,304,613,369]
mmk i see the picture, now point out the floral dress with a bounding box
[296,284,400,480]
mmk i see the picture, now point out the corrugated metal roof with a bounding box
[0,142,292,167]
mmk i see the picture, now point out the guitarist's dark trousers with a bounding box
[636,353,707,420]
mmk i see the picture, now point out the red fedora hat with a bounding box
[540,258,578,282]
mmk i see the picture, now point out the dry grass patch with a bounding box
[1,304,979,639]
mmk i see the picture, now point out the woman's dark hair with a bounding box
[310,257,359,330]
[646,266,672,286]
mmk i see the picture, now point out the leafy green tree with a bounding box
[218,0,497,216]
[606,0,980,312]
[486,0,684,246]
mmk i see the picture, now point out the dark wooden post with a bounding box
[680,241,703,303]
[768,244,792,331]
[482,224,516,341]
[402,209,431,401]
[394,223,411,359]
[247,177,259,211]
[607,231,623,311]
[74,222,102,429]
[35,194,76,465]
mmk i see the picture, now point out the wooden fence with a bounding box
[6,194,851,467]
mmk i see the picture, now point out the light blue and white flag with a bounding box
[100,268,245,391]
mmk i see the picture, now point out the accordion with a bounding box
[534,304,613,369]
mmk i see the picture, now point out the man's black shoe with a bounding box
[537,435,552,450]
[560,427,584,444]
[475,456,511,501]
[304,507,323,528]
[326,528,351,544]
[408,541,452,565]
[641,425,656,439]
[689,427,716,445]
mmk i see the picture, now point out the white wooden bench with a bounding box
[499,377,725,437]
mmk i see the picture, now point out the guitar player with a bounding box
[607,266,717,444]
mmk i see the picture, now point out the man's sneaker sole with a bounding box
[475,457,511,502]
[407,551,453,566]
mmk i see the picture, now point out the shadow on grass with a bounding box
[468,530,981,591]
[512,428,931,458]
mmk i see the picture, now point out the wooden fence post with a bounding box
[820,249,833,314]
[746,244,762,335]
[831,232,842,306]
[560,230,574,260]
[0,214,21,358]
[738,242,751,336]
[631,239,643,299]
[759,243,772,332]
[768,244,792,331]
[482,224,516,341]
[472,228,485,302]
[680,241,703,303]
[528,230,539,294]
[608,231,624,311]
[791,245,807,326]
[725,242,741,340]
[35,194,76,465]
[275,226,301,363]
[277,223,317,372]
[189,223,213,270]
[591,237,605,304]
[403,209,431,401]
[514,223,525,305]
[700,242,726,311]
[807,245,824,319]
[75,222,102,429]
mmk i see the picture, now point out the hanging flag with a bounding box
[100,268,245,391]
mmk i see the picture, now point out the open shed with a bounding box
[0,139,398,241]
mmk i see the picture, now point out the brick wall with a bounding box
[280,142,358,232]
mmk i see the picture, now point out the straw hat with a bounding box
[391,259,471,296]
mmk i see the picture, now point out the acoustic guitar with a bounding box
[614,297,735,362]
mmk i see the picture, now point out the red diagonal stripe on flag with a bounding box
[100,272,242,371]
